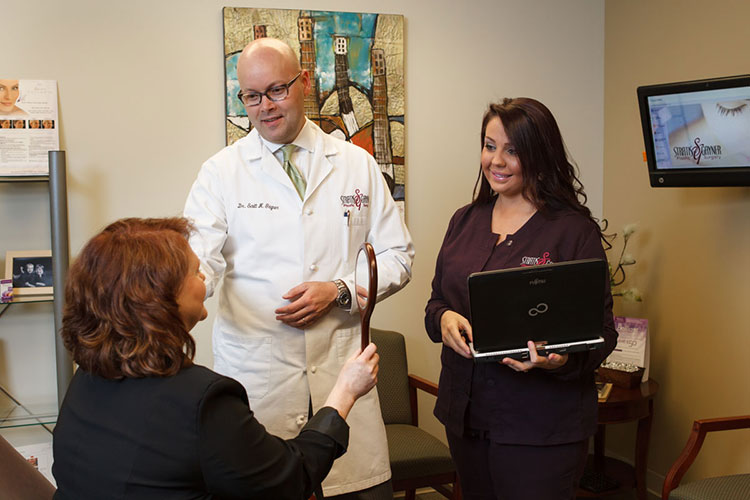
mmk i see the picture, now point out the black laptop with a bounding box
[467,258,606,362]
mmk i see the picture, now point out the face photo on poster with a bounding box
[5,250,53,296]
[0,79,28,117]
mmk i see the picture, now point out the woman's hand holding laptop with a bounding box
[441,309,569,370]
[440,310,473,358]
[502,340,569,372]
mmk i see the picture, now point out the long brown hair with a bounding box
[61,217,197,379]
[473,98,594,224]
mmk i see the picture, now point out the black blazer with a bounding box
[53,365,348,499]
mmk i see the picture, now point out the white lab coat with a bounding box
[183,120,414,495]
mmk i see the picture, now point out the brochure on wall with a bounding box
[607,316,650,382]
[14,441,56,487]
[0,79,59,176]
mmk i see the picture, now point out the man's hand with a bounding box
[275,281,338,328]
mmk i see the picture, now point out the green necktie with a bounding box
[281,144,306,200]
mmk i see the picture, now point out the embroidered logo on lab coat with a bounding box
[340,189,369,210]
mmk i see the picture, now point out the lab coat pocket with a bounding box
[344,211,368,256]
[335,327,360,363]
[213,332,272,400]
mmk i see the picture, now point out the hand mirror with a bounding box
[354,242,377,350]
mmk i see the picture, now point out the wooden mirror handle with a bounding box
[358,242,377,351]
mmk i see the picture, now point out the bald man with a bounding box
[184,38,414,499]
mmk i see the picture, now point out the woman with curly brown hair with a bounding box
[53,217,379,500]
[425,98,618,499]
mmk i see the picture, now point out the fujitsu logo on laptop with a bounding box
[529,278,546,286]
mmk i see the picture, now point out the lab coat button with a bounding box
[310,365,317,374]
[305,208,313,215]
[309,264,318,272]
[296,415,306,426]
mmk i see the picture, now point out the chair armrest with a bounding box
[692,415,750,432]
[661,415,750,500]
[406,374,439,426]
[408,374,438,397]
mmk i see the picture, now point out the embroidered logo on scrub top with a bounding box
[520,252,554,267]
[340,189,369,211]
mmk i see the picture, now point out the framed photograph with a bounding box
[4,250,53,296]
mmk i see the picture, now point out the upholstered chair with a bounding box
[662,415,750,500]
[371,328,461,500]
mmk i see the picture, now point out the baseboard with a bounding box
[647,467,665,500]
[605,449,663,500]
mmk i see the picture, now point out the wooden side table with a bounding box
[578,379,659,499]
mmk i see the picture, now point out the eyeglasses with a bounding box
[237,72,302,107]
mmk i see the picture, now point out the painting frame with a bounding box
[4,250,53,296]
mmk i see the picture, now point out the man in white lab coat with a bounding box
[183,38,414,499]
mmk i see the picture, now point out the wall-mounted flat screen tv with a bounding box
[637,74,750,187]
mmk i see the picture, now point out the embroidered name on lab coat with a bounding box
[237,202,280,211]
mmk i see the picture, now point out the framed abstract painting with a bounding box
[223,7,406,211]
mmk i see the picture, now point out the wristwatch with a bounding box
[333,279,352,309]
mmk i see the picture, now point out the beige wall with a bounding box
[6,0,746,494]
[604,0,750,489]
[1,0,604,448]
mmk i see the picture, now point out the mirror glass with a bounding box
[354,246,371,311]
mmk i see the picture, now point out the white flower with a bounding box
[623,223,638,242]
[606,221,643,301]
[621,288,642,302]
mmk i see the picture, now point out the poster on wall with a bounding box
[0,79,59,176]
[223,7,406,212]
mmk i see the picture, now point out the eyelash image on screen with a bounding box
[715,102,747,116]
